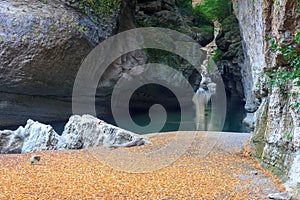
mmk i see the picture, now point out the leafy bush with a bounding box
[193,0,232,22]
[177,0,214,27]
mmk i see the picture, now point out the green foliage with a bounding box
[296,30,300,43]
[265,31,300,112]
[212,49,222,61]
[285,132,291,140]
[199,25,214,32]
[145,49,183,71]
[193,0,232,22]
[177,0,213,27]
[273,0,280,6]
[266,34,300,88]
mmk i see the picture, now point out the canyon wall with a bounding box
[234,0,300,191]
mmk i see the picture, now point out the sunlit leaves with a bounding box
[0,133,283,199]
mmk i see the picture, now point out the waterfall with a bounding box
[193,21,220,131]
[192,87,211,130]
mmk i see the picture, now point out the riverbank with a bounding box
[0,132,284,199]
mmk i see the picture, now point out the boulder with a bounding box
[0,119,59,153]
[21,120,59,153]
[0,0,116,97]
[0,115,149,154]
[57,115,149,149]
[0,129,23,154]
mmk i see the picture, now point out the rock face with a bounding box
[0,0,121,127]
[0,115,148,154]
[234,0,300,191]
[0,0,148,128]
[0,0,213,130]
[215,15,245,100]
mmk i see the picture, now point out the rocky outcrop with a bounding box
[0,115,149,154]
[0,0,214,129]
[234,0,300,192]
[136,0,214,46]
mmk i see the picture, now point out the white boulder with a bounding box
[57,115,148,149]
[0,115,148,154]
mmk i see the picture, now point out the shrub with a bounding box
[193,0,232,22]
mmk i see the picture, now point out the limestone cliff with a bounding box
[234,0,300,191]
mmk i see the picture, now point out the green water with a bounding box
[1,95,249,134]
[109,97,249,134]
